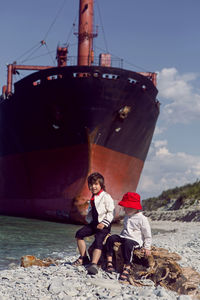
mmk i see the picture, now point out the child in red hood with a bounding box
[105,192,152,281]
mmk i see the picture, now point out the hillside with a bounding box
[142,180,200,222]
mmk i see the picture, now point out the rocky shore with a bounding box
[0,221,199,300]
[144,208,200,222]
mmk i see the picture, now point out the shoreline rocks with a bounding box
[0,221,199,300]
[144,209,200,222]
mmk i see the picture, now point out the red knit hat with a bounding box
[118,192,142,210]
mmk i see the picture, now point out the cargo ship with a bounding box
[0,0,159,223]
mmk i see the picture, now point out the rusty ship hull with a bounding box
[0,65,159,223]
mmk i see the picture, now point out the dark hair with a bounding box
[87,172,105,191]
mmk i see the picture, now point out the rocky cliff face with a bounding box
[142,181,200,222]
[143,208,200,222]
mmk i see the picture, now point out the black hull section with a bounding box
[0,66,159,161]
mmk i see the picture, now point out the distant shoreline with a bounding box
[144,208,200,222]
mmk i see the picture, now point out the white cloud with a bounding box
[137,140,200,199]
[137,68,200,199]
[154,140,167,148]
[154,126,166,135]
[157,68,200,124]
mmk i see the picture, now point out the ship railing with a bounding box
[66,56,124,68]
[3,56,157,97]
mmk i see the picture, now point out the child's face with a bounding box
[124,207,137,216]
[89,180,102,195]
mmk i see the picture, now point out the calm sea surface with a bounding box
[0,215,123,271]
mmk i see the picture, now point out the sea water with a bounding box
[0,215,123,271]
[0,215,83,270]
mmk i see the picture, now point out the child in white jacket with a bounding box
[73,172,115,275]
[105,192,152,281]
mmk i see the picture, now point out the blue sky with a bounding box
[1,0,200,199]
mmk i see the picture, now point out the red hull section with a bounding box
[0,143,143,223]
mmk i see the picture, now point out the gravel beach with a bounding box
[0,221,199,300]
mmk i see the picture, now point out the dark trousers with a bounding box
[75,224,111,250]
[105,234,140,264]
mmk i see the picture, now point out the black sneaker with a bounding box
[87,263,98,275]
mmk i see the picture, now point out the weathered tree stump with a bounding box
[89,241,200,297]
[114,243,200,297]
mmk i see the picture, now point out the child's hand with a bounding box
[142,248,151,257]
[97,223,105,230]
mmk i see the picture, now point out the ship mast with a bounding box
[2,1,158,97]
[77,0,97,66]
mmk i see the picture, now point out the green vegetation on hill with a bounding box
[142,180,200,211]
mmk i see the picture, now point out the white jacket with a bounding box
[120,212,152,250]
[86,191,115,227]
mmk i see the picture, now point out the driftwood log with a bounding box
[89,242,200,297]
[21,255,58,268]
